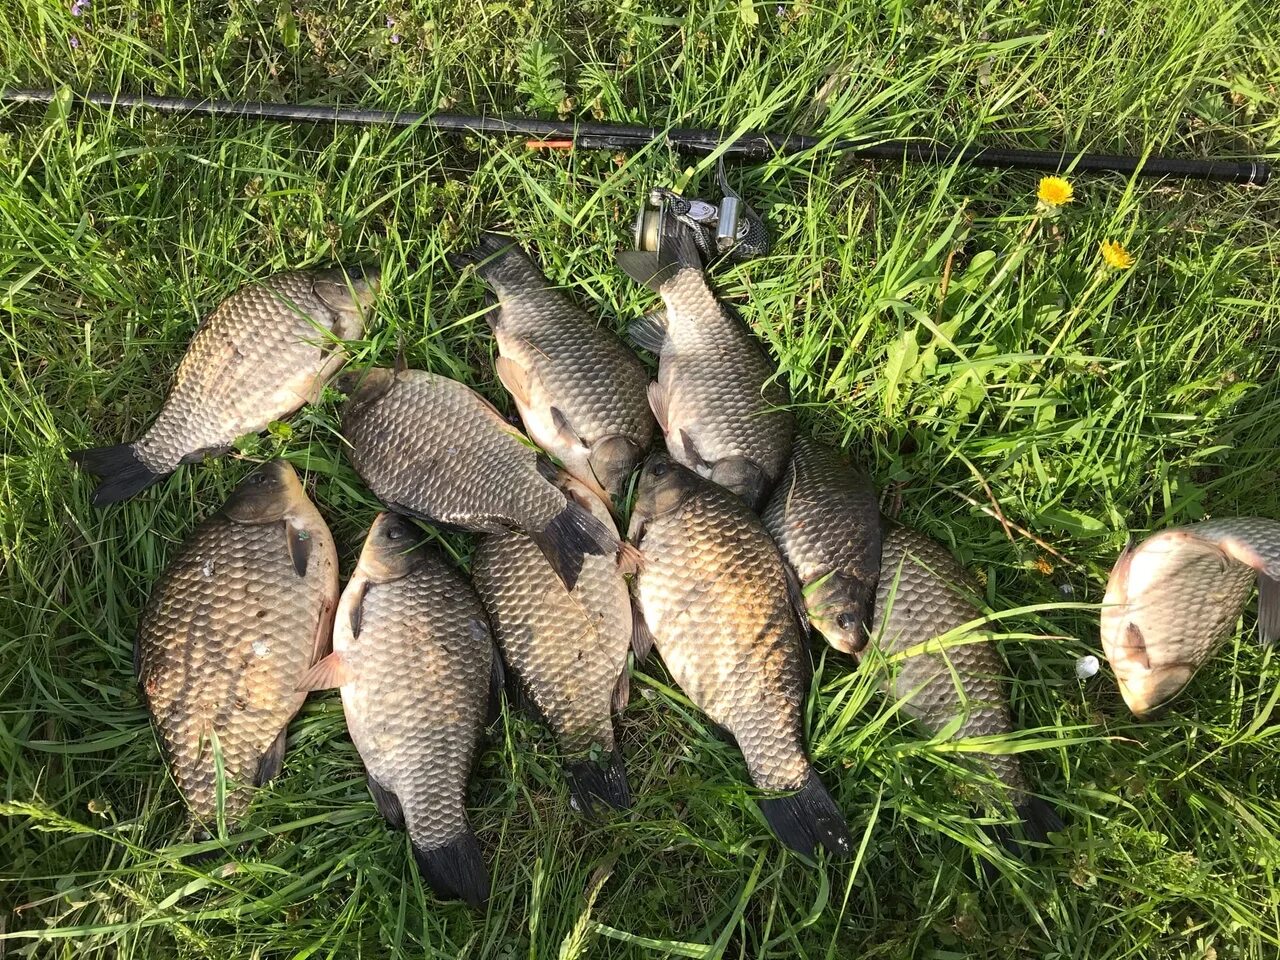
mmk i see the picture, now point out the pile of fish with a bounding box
[72,222,1279,907]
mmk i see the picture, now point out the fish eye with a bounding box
[652,461,669,477]
[387,526,403,541]
[836,612,856,630]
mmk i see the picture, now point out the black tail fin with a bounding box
[412,830,490,909]
[617,216,704,292]
[990,796,1064,864]
[529,499,618,591]
[565,751,632,812]
[69,443,167,506]
[758,769,852,858]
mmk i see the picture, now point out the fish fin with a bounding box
[367,774,406,830]
[612,663,631,714]
[782,565,811,634]
[617,251,677,292]
[620,218,703,289]
[255,727,289,786]
[646,382,670,433]
[529,499,618,591]
[1257,573,1280,645]
[630,604,655,662]
[69,443,168,506]
[413,830,490,909]
[295,651,350,692]
[627,309,668,353]
[348,581,367,640]
[1124,622,1151,670]
[758,769,852,858]
[710,456,771,511]
[679,430,711,470]
[565,751,632,812]
[549,406,580,446]
[487,648,507,727]
[133,635,143,681]
[494,355,533,408]
[393,343,409,376]
[177,444,232,466]
[283,522,312,577]
[616,541,644,576]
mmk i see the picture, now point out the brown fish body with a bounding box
[762,437,881,654]
[456,236,654,506]
[301,513,498,907]
[1100,518,1280,716]
[629,454,850,857]
[870,524,1060,844]
[72,269,378,505]
[472,473,633,809]
[340,366,616,590]
[136,460,338,827]
[619,232,793,510]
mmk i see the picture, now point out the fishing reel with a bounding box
[632,160,769,264]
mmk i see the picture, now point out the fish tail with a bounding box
[617,215,703,291]
[412,830,491,909]
[564,751,632,812]
[759,769,852,859]
[448,233,538,285]
[990,796,1064,864]
[68,442,167,506]
[529,499,618,591]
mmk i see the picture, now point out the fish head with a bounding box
[224,460,306,524]
[313,266,381,330]
[555,471,619,530]
[587,436,644,508]
[359,512,426,582]
[805,571,871,656]
[335,366,398,411]
[628,452,698,540]
[1100,531,1230,717]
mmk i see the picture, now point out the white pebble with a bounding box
[201,559,215,579]
[1076,655,1100,679]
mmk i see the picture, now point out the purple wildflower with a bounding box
[385,15,395,27]
[390,33,401,44]
[71,0,85,15]
[69,34,80,47]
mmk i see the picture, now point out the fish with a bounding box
[71,268,379,505]
[135,460,339,830]
[452,235,654,508]
[339,365,617,591]
[762,437,882,655]
[869,523,1062,851]
[628,452,851,857]
[1100,518,1280,717]
[471,470,634,811]
[298,513,502,907]
[618,221,794,511]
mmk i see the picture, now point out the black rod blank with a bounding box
[2,88,1269,186]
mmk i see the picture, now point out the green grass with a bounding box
[3,0,1279,956]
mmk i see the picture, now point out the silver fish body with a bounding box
[72,268,378,505]
[629,453,850,857]
[619,230,793,510]
[303,512,499,907]
[870,524,1060,845]
[136,460,339,828]
[762,437,881,654]
[1100,518,1280,716]
[339,366,616,590]
[456,235,654,507]
[472,472,633,810]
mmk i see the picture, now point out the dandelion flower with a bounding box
[1100,239,1134,270]
[1037,175,1074,209]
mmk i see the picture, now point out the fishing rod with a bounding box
[2,88,1271,187]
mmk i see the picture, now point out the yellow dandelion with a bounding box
[1100,239,1135,270]
[1037,175,1074,208]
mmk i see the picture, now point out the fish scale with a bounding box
[762,437,881,655]
[1101,517,1280,716]
[630,455,851,857]
[871,525,1027,795]
[459,238,654,504]
[656,270,792,505]
[343,369,565,532]
[136,462,338,826]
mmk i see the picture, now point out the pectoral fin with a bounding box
[296,651,351,692]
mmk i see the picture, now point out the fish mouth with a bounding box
[1117,663,1196,718]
